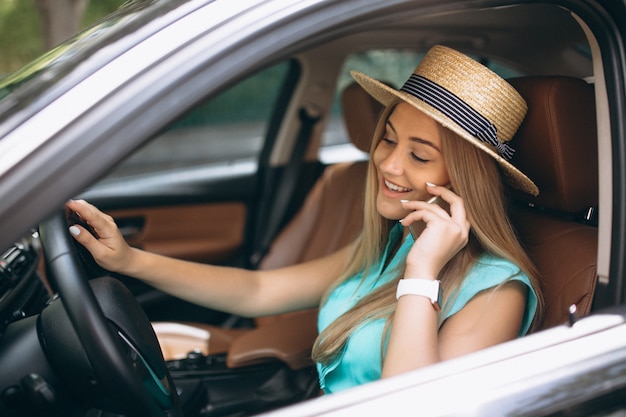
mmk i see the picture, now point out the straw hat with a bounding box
[351,45,539,196]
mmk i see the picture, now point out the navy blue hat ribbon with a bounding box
[400,74,516,160]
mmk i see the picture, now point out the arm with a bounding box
[65,199,350,318]
[382,184,526,377]
[382,280,527,377]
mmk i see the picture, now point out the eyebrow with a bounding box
[386,120,442,152]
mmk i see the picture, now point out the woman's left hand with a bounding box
[399,184,470,279]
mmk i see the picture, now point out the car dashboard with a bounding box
[0,234,49,338]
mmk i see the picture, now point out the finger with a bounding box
[399,206,447,229]
[68,223,105,255]
[67,199,115,238]
[400,199,450,221]
[424,186,466,226]
[446,193,468,226]
[399,208,423,226]
[426,183,460,204]
[400,199,446,211]
[66,199,100,223]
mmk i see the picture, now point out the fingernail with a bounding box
[69,226,80,236]
[426,182,437,187]
[400,199,409,203]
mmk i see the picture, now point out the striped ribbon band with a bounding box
[400,74,515,160]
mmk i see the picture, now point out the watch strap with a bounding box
[396,279,442,310]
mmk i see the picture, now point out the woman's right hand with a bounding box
[400,184,470,279]
[65,199,134,274]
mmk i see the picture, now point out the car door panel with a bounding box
[108,202,247,265]
[98,200,250,324]
[79,167,259,324]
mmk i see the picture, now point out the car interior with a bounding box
[142,73,600,412]
[84,3,604,415]
[154,72,600,356]
[0,1,613,416]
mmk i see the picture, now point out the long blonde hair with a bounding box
[311,102,543,366]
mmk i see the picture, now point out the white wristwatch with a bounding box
[396,279,442,311]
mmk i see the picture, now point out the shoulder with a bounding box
[467,253,523,276]
[442,254,538,335]
[460,253,533,289]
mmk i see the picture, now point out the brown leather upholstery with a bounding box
[507,76,598,330]
[252,161,367,330]
[227,309,319,369]
[259,161,366,269]
[341,81,385,152]
[156,82,379,367]
[509,77,598,212]
[259,80,384,268]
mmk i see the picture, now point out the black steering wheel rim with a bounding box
[39,209,182,416]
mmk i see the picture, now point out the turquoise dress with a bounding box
[316,223,538,394]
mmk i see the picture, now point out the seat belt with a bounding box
[250,106,322,268]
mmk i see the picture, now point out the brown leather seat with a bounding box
[156,82,380,367]
[257,81,379,269]
[507,76,598,330]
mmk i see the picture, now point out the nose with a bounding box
[378,145,405,176]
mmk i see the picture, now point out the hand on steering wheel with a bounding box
[39,209,182,416]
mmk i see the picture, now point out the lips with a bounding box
[384,179,412,193]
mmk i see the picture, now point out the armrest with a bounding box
[227,309,318,370]
[154,321,248,360]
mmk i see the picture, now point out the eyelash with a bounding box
[381,137,429,163]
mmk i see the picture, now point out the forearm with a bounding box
[120,247,264,317]
[119,245,347,318]
[381,295,440,378]
[66,199,349,318]
[381,258,444,377]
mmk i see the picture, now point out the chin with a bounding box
[376,198,405,221]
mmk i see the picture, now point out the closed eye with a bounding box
[411,153,429,163]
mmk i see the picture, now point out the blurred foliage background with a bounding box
[0,0,125,74]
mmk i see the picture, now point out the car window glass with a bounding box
[103,61,291,179]
[319,49,523,163]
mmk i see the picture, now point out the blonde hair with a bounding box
[311,101,543,366]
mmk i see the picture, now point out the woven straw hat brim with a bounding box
[351,70,539,196]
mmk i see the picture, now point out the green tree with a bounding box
[35,0,88,51]
[0,0,125,74]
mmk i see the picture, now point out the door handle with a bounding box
[116,216,145,240]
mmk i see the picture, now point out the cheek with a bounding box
[433,168,451,186]
[371,143,387,171]
[410,160,449,186]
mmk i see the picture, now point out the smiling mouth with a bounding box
[384,179,412,193]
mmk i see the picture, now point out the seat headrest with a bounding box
[508,76,598,213]
[341,81,386,152]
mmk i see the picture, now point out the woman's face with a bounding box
[373,102,450,220]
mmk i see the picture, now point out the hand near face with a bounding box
[399,184,470,279]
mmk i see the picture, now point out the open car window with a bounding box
[103,60,293,179]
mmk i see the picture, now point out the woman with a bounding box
[67,45,542,394]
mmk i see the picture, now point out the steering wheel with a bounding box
[38,209,183,417]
